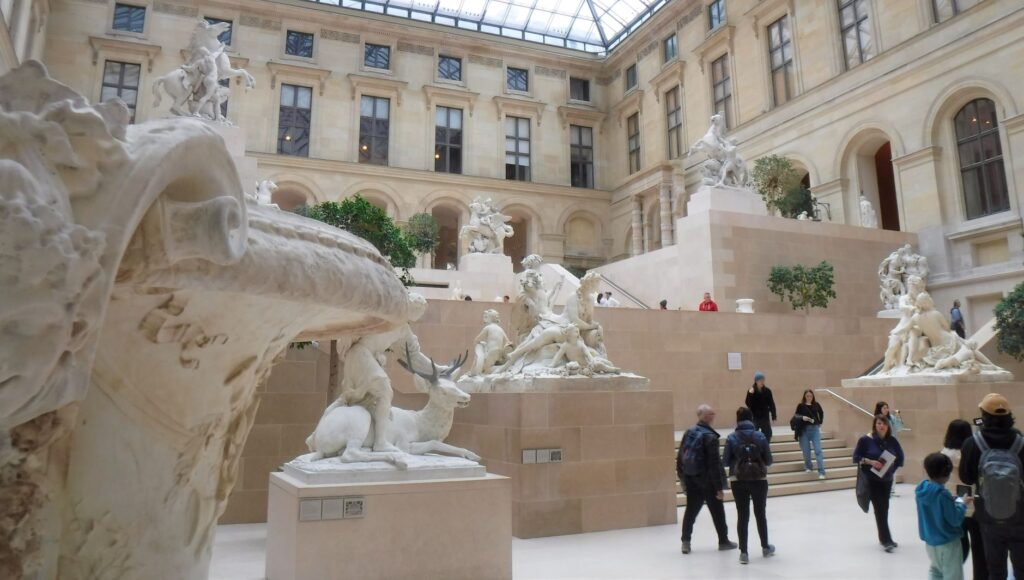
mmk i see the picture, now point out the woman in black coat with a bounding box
[794,390,826,478]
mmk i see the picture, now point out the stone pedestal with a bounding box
[876,309,901,318]
[456,252,517,300]
[447,380,677,538]
[266,472,512,580]
[735,298,755,313]
[686,185,768,216]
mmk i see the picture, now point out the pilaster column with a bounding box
[659,182,674,246]
[630,196,643,257]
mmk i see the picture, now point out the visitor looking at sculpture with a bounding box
[745,372,777,442]
[941,419,987,579]
[958,393,1024,580]
[794,390,827,479]
[853,414,906,552]
[950,300,966,339]
[916,452,971,580]
[677,405,736,554]
[722,406,775,565]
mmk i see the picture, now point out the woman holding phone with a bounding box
[874,401,906,436]
[853,415,905,552]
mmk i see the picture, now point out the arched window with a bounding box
[955,99,1009,219]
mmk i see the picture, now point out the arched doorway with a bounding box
[873,143,899,231]
[271,189,310,212]
[431,205,460,269]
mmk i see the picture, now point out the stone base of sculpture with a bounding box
[283,453,485,484]
[266,472,512,580]
[687,185,768,216]
[877,309,902,318]
[842,370,1014,387]
[458,373,649,393]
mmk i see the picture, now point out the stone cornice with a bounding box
[557,105,607,132]
[267,60,331,95]
[89,35,162,71]
[493,95,545,125]
[743,0,795,37]
[945,213,1023,242]
[250,151,611,202]
[649,60,685,102]
[422,84,479,116]
[611,89,644,126]
[1002,112,1024,134]
[892,146,942,170]
[694,25,734,73]
[347,72,408,104]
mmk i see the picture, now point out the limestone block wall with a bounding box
[220,299,894,524]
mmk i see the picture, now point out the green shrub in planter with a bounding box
[767,261,837,312]
[995,282,1024,361]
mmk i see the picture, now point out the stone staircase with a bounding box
[674,430,903,506]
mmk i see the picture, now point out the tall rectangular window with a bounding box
[438,55,461,81]
[934,0,977,23]
[365,44,391,70]
[278,84,311,157]
[359,96,390,165]
[956,99,1009,219]
[286,31,314,58]
[204,17,232,45]
[625,64,637,92]
[666,87,682,160]
[708,0,726,30]
[100,60,141,123]
[838,0,875,70]
[570,125,594,189]
[505,116,530,181]
[507,67,529,92]
[570,77,590,102]
[627,113,641,174]
[112,3,145,33]
[663,34,678,63]
[711,54,732,128]
[435,106,462,174]
[768,15,794,107]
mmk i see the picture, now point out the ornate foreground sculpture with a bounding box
[0,62,409,579]
[866,274,1010,380]
[690,114,750,188]
[152,19,256,123]
[879,243,930,310]
[459,197,513,254]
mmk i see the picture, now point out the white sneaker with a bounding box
[803,469,812,473]
[818,474,826,480]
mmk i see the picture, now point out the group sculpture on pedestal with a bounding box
[875,254,1007,378]
[878,244,930,310]
[152,19,256,123]
[690,113,750,188]
[458,255,626,380]
[459,197,514,254]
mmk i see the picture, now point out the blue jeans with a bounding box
[799,424,825,475]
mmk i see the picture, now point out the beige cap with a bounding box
[979,393,1011,416]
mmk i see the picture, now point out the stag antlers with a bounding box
[396,342,467,384]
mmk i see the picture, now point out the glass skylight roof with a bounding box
[306,0,671,54]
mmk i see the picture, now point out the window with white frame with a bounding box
[666,86,682,160]
[278,84,312,157]
[838,0,875,70]
[711,54,732,128]
[955,98,1009,220]
[505,116,530,181]
[767,15,794,107]
[359,95,390,165]
[101,60,141,122]
[435,106,462,174]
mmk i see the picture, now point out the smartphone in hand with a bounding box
[956,484,972,497]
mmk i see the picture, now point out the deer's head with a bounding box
[397,344,471,409]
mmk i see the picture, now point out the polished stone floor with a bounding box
[211,484,972,579]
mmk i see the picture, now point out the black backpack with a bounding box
[974,432,1024,524]
[679,428,707,477]
[733,432,767,481]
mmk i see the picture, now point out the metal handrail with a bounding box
[815,387,911,431]
[599,275,649,309]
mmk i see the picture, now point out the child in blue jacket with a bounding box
[916,452,972,580]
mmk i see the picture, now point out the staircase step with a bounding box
[675,466,861,492]
[676,474,904,506]
[675,430,837,446]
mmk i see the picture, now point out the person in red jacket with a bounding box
[699,292,719,312]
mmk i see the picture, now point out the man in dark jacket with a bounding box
[677,404,737,554]
[745,372,777,442]
[959,393,1024,580]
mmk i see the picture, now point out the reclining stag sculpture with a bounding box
[305,345,480,468]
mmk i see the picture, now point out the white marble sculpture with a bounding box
[458,309,513,377]
[0,61,410,579]
[450,281,465,300]
[303,344,480,467]
[879,243,930,310]
[249,179,278,208]
[459,197,514,254]
[152,19,256,123]
[864,275,1010,381]
[860,194,879,229]
[690,114,750,188]
[796,211,810,220]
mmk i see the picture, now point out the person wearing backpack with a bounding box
[676,404,737,554]
[723,407,775,565]
[959,393,1024,580]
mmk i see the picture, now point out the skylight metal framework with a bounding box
[304,0,671,54]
